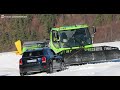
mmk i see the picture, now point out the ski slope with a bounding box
[1,41,120,76]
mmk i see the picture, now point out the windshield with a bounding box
[59,28,92,48]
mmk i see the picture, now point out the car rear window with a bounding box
[23,50,43,57]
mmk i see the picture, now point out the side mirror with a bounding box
[92,26,96,34]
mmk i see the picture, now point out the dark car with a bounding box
[19,47,65,76]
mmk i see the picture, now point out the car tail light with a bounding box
[19,59,23,65]
[44,66,46,68]
[42,56,46,63]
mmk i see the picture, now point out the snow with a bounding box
[0,52,21,76]
[29,62,120,76]
[1,41,120,76]
[93,41,120,50]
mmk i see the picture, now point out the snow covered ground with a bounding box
[1,41,120,76]
[0,52,21,76]
[0,52,120,76]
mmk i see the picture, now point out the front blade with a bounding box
[63,46,120,65]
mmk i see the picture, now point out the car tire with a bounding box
[20,73,24,76]
[60,61,66,71]
[20,72,27,76]
[47,63,53,74]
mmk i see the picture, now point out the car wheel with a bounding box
[20,72,27,76]
[47,63,53,74]
[60,61,66,71]
[20,73,24,76]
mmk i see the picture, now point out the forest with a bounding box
[0,14,120,52]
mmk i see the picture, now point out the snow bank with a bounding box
[93,41,120,50]
[0,52,22,76]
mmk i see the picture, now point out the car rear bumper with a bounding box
[19,64,48,73]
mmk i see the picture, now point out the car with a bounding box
[19,47,65,76]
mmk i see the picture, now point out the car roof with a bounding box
[51,24,88,31]
[23,41,46,45]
